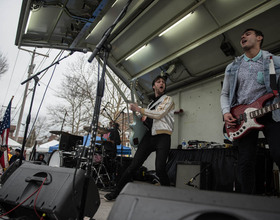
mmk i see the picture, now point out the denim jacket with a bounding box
[221,50,280,121]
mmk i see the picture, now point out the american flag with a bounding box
[0,98,12,145]
[0,97,13,169]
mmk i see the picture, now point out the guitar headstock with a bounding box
[130,79,139,103]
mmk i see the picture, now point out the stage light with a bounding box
[24,11,33,34]
[159,13,192,37]
[125,45,147,61]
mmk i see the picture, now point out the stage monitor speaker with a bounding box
[108,183,280,220]
[176,161,211,190]
[0,162,100,219]
[59,133,83,151]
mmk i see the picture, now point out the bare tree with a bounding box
[47,55,98,135]
[0,52,8,76]
[47,54,131,145]
[26,116,50,148]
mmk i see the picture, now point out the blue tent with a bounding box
[84,135,131,155]
[49,144,59,153]
[83,135,103,146]
[117,145,131,155]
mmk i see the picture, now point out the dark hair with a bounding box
[242,28,264,47]
[152,75,167,93]
[152,75,166,87]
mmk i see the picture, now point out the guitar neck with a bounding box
[130,80,138,119]
[250,102,280,118]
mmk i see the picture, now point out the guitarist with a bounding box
[104,75,175,201]
[220,28,280,194]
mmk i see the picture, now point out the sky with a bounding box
[0,1,83,136]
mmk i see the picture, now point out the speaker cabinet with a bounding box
[108,183,280,220]
[176,161,212,190]
[0,162,100,219]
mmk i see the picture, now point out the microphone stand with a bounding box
[79,1,133,218]
[78,45,110,219]
[18,52,73,166]
[114,107,126,165]
[88,0,133,63]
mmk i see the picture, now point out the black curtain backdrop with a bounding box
[166,147,274,194]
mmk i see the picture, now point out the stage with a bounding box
[166,147,276,194]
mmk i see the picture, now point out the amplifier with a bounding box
[175,161,212,190]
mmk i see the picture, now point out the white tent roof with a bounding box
[8,138,21,148]
[36,140,59,153]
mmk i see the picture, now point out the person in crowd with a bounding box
[0,145,5,158]
[0,145,12,172]
[36,153,47,165]
[9,147,25,165]
[104,75,175,201]
[220,28,280,194]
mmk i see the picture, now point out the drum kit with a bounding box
[47,127,117,188]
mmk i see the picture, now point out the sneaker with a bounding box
[104,191,118,201]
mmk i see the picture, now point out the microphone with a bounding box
[185,177,194,186]
[68,48,88,55]
[186,182,195,187]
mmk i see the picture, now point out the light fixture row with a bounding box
[125,12,193,61]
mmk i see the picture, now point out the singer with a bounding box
[220,28,280,194]
[104,75,175,201]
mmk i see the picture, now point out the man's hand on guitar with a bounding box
[224,112,237,127]
[130,103,141,113]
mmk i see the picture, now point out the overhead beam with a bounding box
[132,0,280,80]
[116,0,205,65]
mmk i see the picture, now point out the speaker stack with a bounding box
[0,162,100,219]
[108,183,280,220]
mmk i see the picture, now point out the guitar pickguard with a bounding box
[129,115,148,148]
[226,93,275,140]
[228,107,264,140]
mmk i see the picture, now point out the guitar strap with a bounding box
[269,56,279,96]
[147,94,166,110]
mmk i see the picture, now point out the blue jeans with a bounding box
[115,133,171,194]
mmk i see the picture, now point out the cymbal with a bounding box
[83,126,110,134]
[49,130,70,135]
[83,126,91,132]
[98,127,110,134]
[95,140,105,144]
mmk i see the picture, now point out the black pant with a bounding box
[235,113,280,194]
[115,133,171,194]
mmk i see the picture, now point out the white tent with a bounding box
[36,140,59,153]
[8,138,21,148]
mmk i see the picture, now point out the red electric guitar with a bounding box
[226,93,279,140]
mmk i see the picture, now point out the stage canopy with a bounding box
[15,0,280,102]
